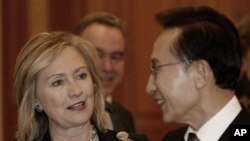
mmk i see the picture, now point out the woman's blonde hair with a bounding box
[14,31,108,141]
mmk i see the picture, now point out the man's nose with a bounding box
[146,75,156,95]
[101,56,113,71]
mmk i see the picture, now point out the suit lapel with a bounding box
[219,106,250,141]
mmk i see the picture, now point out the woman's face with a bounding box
[36,47,95,129]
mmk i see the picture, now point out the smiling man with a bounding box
[73,12,136,133]
[146,6,250,141]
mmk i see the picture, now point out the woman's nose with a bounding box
[68,80,83,97]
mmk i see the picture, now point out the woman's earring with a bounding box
[35,104,43,113]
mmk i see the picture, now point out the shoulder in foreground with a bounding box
[128,132,150,141]
[97,129,119,141]
[162,126,187,141]
[234,105,250,123]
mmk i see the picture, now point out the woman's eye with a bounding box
[51,80,63,87]
[77,73,87,80]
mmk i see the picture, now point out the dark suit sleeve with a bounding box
[107,101,136,133]
[162,127,187,141]
[129,133,150,141]
[97,129,120,141]
[219,106,250,141]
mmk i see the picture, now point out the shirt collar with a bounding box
[184,96,241,141]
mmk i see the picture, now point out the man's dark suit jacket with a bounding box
[162,106,250,141]
[106,101,136,133]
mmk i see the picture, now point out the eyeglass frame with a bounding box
[150,60,192,78]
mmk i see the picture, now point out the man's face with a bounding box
[81,23,125,96]
[146,28,199,123]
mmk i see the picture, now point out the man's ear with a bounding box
[190,60,212,89]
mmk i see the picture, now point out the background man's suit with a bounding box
[106,101,136,133]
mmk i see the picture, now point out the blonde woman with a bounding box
[14,32,148,141]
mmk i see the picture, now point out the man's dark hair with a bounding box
[72,12,127,37]
[155,6,241,90]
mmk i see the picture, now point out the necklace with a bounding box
[88,125,98,141]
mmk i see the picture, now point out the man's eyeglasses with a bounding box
[150,60,191,77]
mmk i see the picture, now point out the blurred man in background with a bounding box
[73,12,136,133]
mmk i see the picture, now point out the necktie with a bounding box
[188,133,200,141]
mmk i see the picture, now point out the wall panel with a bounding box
[0,0,3,140]
[27,0,49,37]
[2,0,28,140]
